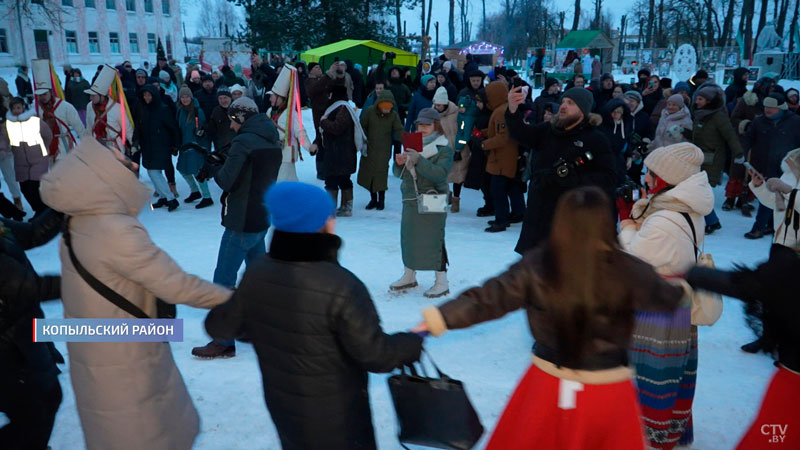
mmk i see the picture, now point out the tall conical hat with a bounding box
[269,64,296,98]
[85,65,117,96]
[32,59,53,94]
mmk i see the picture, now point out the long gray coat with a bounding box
[40,138,232,450]
[393,135,453,271]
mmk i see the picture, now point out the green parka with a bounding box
[357,91,404,192]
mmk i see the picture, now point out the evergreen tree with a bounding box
[156,38,167,61]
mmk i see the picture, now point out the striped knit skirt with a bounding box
[629,305,697,450]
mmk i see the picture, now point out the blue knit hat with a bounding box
[673,81,691,94]
[421,74,436,87]
[265,182,335,233]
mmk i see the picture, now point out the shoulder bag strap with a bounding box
[782,189,799,245]
[63,218,151,319]
[680,212,699,263]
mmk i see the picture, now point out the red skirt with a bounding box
[736,367,800,449]
[485,364,646,450]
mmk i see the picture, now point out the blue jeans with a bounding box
[705,209,720,227]
[751,202,774,232]
[213,228,268,345]
[147,169,175,201]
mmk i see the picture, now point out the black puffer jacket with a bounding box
[194,86,219,122]
[212,113,282,233]
[531,91,562,123]
[205,105,236,154]
[507,108,618,254]
[742,111,800,178]
[205,231,423,450]
[0,209,64,386]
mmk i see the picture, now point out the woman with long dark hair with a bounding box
[413,186,687,449]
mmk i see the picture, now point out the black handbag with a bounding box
[388,351,484,450]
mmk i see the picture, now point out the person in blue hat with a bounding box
[204,181,422,450]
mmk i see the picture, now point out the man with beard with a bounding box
[506,87,618,254]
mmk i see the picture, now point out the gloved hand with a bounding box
[195,128,205,138]
[404,150,420,167]
[616,197,635,222]
[766,178,793,194]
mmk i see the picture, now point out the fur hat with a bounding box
[644,142,704,186]
[763,93,788,110]
[433,86,449,105]
[229,97,259,124]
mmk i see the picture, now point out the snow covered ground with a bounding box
[0,75,791,449]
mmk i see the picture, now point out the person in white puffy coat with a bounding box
[618,142,715,449]
[749,148,800,250]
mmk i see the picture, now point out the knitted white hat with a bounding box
[433,86,449,105]
[644,142,704,186]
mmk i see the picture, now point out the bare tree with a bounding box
[449,0,455,45]
[790,0,800,50]
[572,0,581,30]
[6,0,68,60]
[777,0,790,35]
[198,0,240,37]
[718,0,737,47]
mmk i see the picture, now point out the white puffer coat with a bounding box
[619,171,715,275]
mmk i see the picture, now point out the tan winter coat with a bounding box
[39,138,232,450]
[750,149,800,250]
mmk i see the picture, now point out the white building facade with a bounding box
[0,0,184,68]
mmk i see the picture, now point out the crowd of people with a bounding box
[0,50,797,450]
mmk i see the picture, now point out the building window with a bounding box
[129,33,139,53]
[85,0,95,7]
[165,35,173,59]
[161,0,169,15]
[126,0,135,11]
[0,29,7,53]
[109,32,120,53]
[106,0,115,9]
[63,0,73,6]
[147,33,156,53]
[144,0,152,12]
[65,30,78,53]
[88,31,100,53]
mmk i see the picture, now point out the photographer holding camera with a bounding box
[506,86,618,254]
[192,97,283,359]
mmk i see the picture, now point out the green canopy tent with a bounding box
[299,40,419,78]
[555,30,614,75]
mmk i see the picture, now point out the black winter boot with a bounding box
[377,191,385,210]
[167,199,180,212]
[721,197,736,211]
[366,192,378,210]
[195,198,214,209]
[741,338,763,354]
[184,191,202,203]
[151,198,168,209]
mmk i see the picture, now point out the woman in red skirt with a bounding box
[413,187,689,449]
[687,243,800,449]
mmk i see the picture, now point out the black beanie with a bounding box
[544,77,559,90]
[562,87,594,118]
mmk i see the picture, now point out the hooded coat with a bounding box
[531,90,562,123]
[404,85,436,131]
[5,109,53,182]
[683,85,742,186]
[134,85,179,171]
[39,138,231,450]
[393,135,453,270]
[650,103,693,150]
[65,77,90,112]
[357,91,404,192]
[599,98,633,182]
[483,81,519,178]
[506,108,618,254]
[437,100,459,151]
[213,114,282,234]
[724,67,751,105]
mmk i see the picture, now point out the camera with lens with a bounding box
[616,179,642,203]
[553,151,594,178]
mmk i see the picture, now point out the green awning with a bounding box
[300,40,418,69]
[556,31,614,49]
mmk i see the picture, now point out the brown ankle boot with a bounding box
[451,197,460,213]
